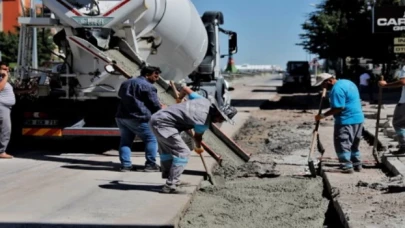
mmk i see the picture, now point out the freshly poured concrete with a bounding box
[180,100,331,228]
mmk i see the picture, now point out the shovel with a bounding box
[188,129,218,186]
[372,76,384,164]
[308,87,327,177]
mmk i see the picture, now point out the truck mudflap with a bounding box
[22,127,120,137]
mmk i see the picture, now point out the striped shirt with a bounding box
[0,82,16,108]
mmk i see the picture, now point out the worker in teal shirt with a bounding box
[149,85,237,193]
[180,89,210,134]
[313,73,364,173]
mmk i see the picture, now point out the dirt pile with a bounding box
[180,112,330,228]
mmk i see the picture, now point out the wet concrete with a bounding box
[180,106,339,228]
[180,177,328,228]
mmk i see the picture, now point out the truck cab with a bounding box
[281,61,311,91]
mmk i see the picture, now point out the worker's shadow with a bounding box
[99,180,163,193]
[98,180,193,195]
[61,165,207,178]
[61,164,144,171]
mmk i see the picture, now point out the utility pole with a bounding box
[31,0,38,69]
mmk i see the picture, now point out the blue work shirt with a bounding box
[116,76,161,121]
[187,92,210,134]
[329,79,364,125]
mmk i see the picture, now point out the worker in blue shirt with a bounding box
[314,73,365,173]
[115,66,164,172]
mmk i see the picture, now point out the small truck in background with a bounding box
[280,61,311,92]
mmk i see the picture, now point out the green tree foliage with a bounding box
[37,28,56,65]
[298,0,402,64]
[0,28,55,65]
[0,31,19,63]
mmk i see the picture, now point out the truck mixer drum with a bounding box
[15,0,239,139]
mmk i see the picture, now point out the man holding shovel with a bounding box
[149,86,237,193]
[378,67,405,154]
[314,73,365,173]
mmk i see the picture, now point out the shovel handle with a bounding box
[186,129,223,166]
[200,154,209,172]
[372,75,384,164]
[314,88,327,131]
[169,81,180,99]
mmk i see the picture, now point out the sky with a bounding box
[35,0,322,69]
[192,0,322,68]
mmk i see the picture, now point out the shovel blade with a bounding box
[308,160,316,177]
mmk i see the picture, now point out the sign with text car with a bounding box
[373,6,405,33]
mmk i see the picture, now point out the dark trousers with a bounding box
[333,123,363,168]
[359,85,373,102]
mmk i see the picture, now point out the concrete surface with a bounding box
[319,109,405,228]
[219,74,281,137]
[180,107,330,228]
[0,150,216,227]
[0,74,280,227]
[362,103,405,177]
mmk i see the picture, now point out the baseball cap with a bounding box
[313,73,335,87]
[208,96,237,125]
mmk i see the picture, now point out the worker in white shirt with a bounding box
[359,70,374,104]
[378,66,405,154]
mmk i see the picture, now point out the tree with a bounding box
[0,31,19,63]
[298,0,402,77]
[0,6,56,66]
[0,28,55,65]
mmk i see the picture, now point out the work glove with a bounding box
[194,147,204,154]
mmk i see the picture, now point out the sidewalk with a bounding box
[362,103,405,176]
[318,105,405,228]
[0,149,218,227]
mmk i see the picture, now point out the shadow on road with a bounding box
[0,223,173,228]
[251,89,278,93]
[8,136,123,155]
[99,180,163,192]
[8,137,149,171]
[231,99,269,107]
[61,163,208,177]
[261,93,329,110]
[231,93,330,110]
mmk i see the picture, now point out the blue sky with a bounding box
[192,0,322,68]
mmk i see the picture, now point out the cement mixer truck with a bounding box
[12,0,238,138]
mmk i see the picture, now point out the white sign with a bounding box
[72,17,113,27]
[394,37,405,45]
[394,46,405,53]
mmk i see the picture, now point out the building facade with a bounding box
[0,0,34,33]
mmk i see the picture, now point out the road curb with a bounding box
[174,160,220,228]
[363,120,405,177]
[321,171,352,228]
[320,126,387,228]
[382,155,405,176]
